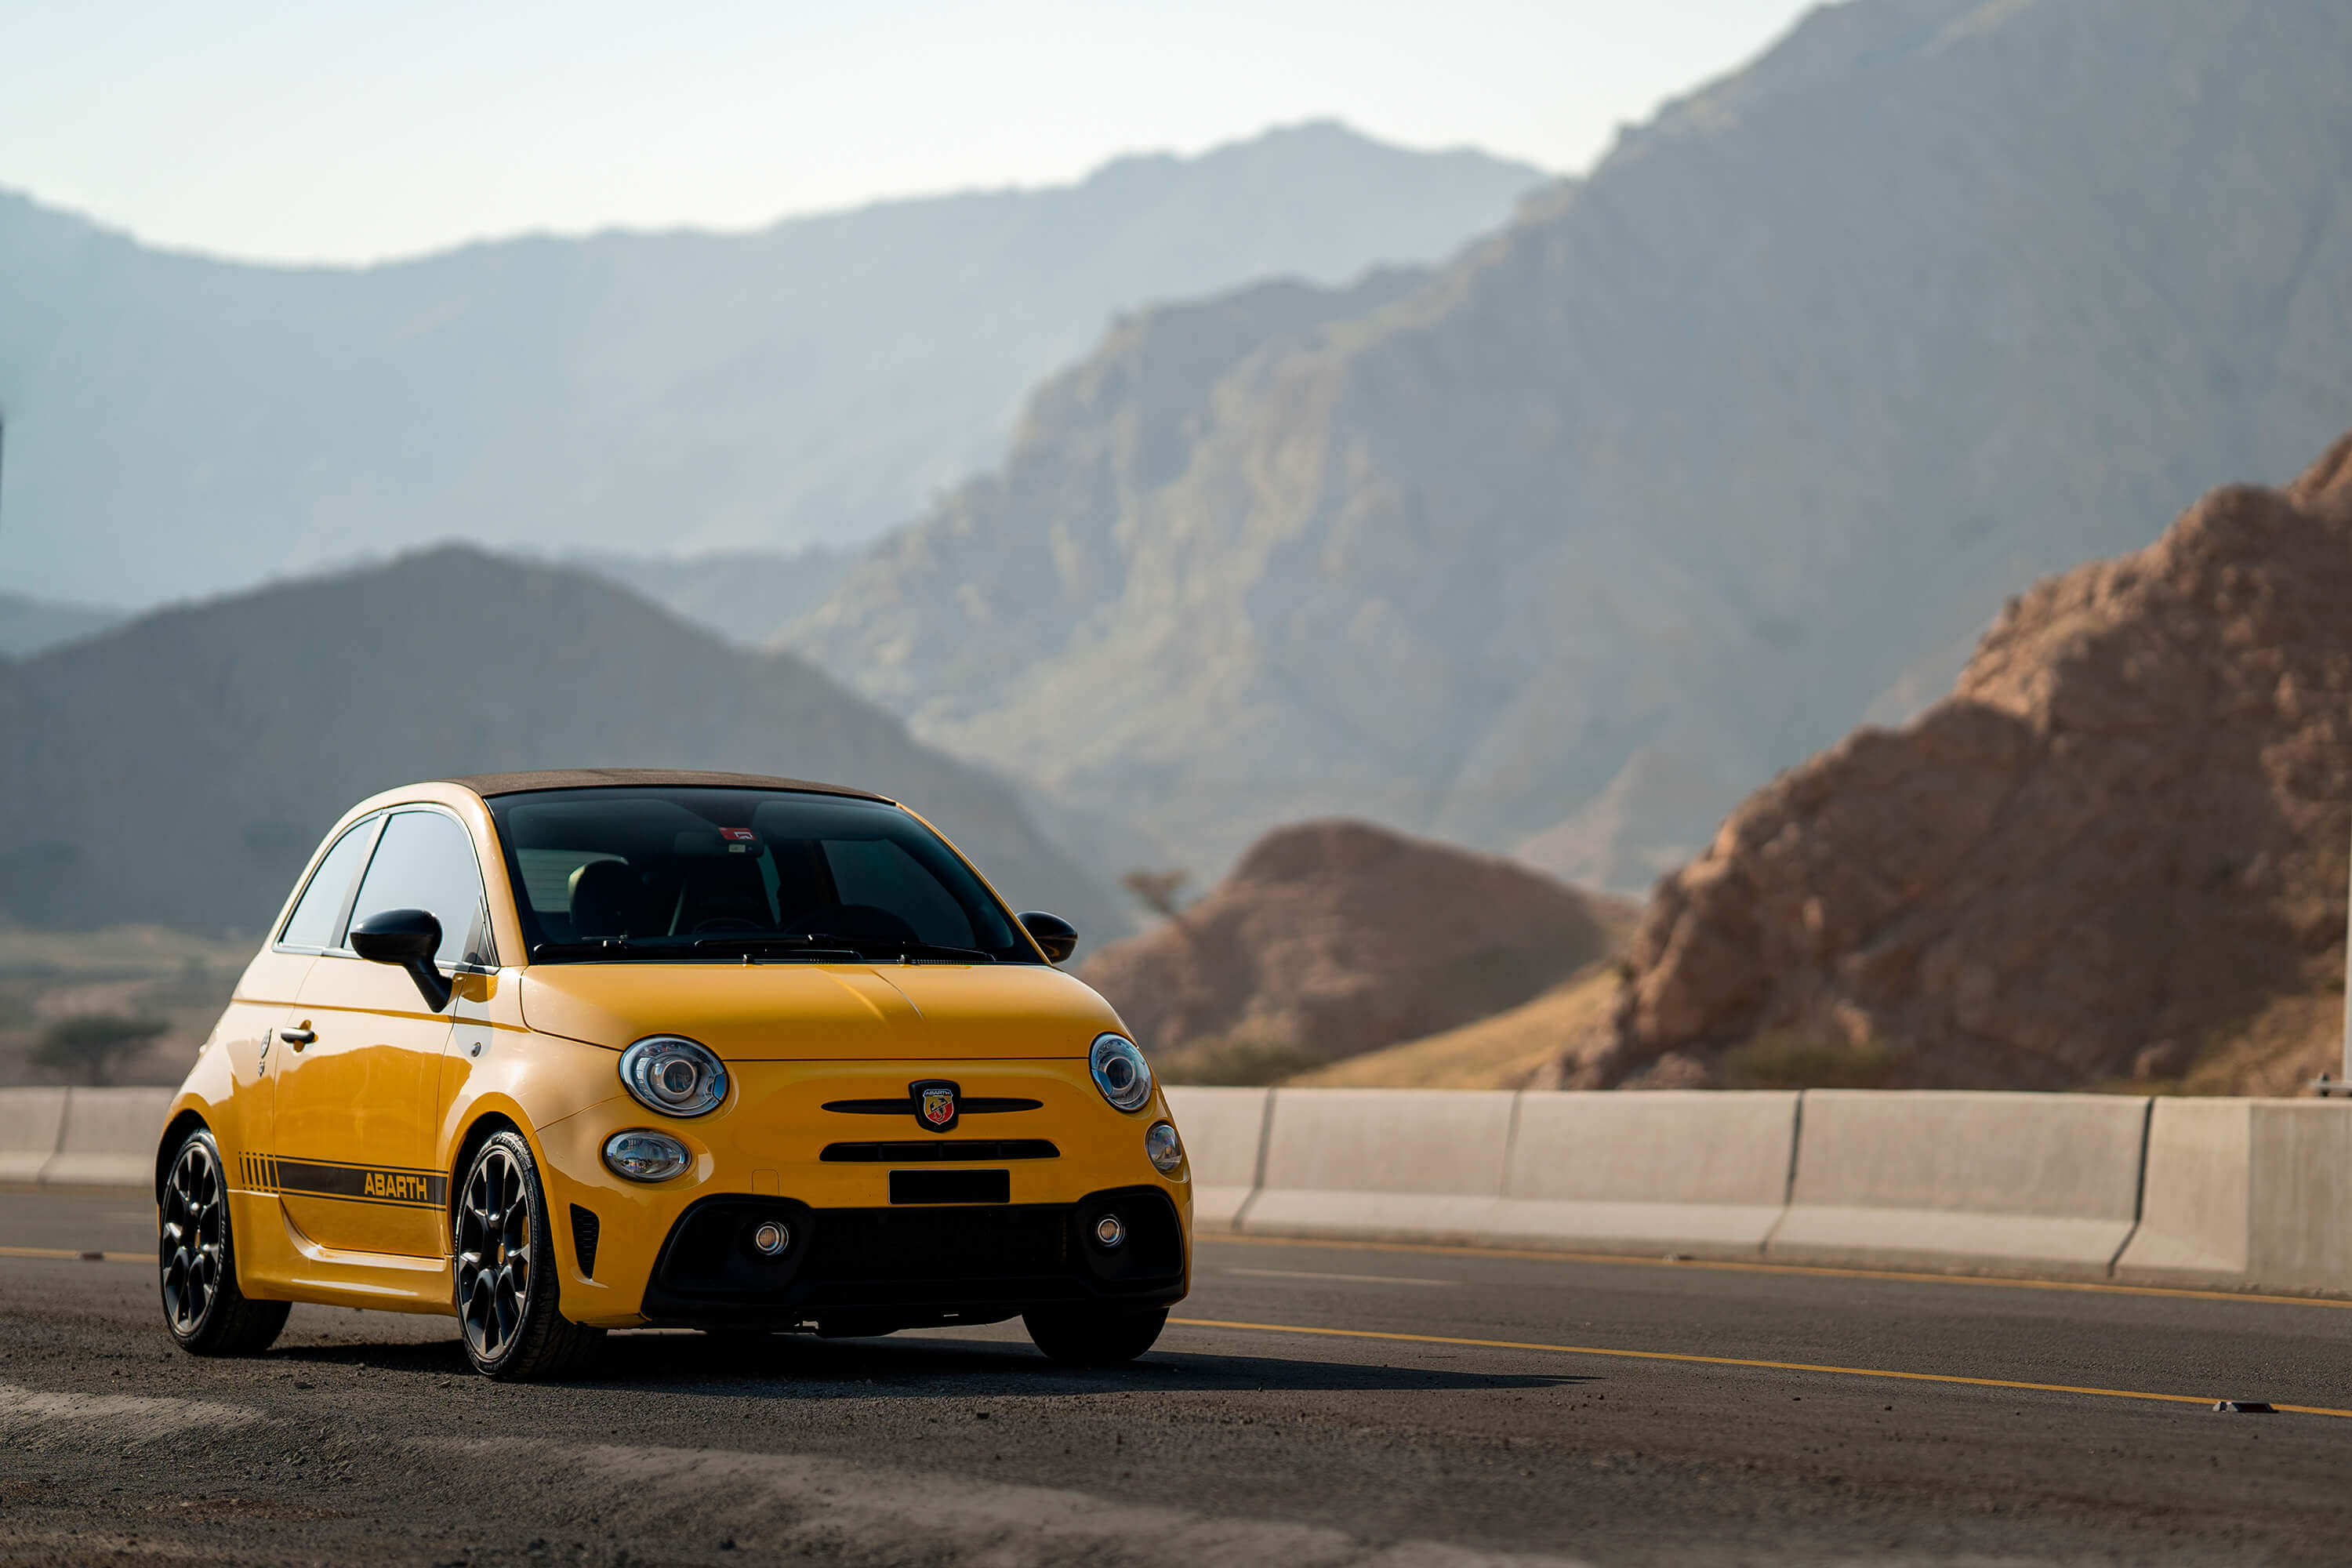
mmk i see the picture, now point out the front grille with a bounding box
[808,1204,1069,1284]
[569,1204,601,1279]
[822,1139,1058,1163]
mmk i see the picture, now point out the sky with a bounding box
[0,0,1813,267]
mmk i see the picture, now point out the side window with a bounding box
[348,811,492,966]
[278,819,379,950]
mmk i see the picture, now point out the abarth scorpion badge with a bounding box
[913,1080,959,1132]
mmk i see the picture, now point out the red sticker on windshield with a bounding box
[719,828,758,844]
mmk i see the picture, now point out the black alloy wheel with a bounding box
[1022,1305,1168,1367]
[452,1130,601,1380]
[158,1128,289,1356]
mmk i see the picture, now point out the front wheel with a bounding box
[159,1128,289,1356]
[453,1130,601,1381]
[1022,1305,1167,1366]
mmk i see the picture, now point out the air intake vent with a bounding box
[570,1204,601,1279]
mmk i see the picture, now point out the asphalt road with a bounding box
[6,1191,2352,1565]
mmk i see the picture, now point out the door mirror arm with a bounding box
[350,908,454,1012]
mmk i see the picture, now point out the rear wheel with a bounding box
[453,1131,601,1381]
[1022,1305,1167,1366]
[159,1129,289,1356]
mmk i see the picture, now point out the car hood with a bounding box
[517,960,1125,1060]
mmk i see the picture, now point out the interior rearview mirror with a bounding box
[1017,910,1077,964]
[350,907,453,1012]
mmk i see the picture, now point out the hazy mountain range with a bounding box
[0,549,1125,946]
[0,122,1541,608]
[788,0,2352,890]
[0,589,118,657]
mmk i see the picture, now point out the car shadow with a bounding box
[267,1329,1591,1395]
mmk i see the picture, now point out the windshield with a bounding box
[485,786,1036,964]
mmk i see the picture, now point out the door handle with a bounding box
[279,1026,315,1049]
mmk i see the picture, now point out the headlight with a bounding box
[1145,1121,1184,1174]
[602,1129,691,1181]
[1089,1033,1152,1112]
[618,1035,728,1117]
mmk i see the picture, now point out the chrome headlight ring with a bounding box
[602,1129,691,1181]
[1089,1033,1153,1112]
[618,1035,729,1118]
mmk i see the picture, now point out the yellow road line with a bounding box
[0,1245,143,1265]
[1168,1316,2352,1418]
[1197,1230,2352,1311]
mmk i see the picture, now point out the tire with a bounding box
[453,1130,602,1381]
[1022,1305,1167,1366]
[159,1128,289,1356]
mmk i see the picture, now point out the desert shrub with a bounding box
[1716,1021,1900,1090]
[1156,1037,1329,1087]
[32,1013,167,1086]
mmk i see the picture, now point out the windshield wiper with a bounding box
[530,938,637,960]
[691,936,865,962]
[695,933,995,964]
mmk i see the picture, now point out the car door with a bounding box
[231,815,387,1194]
[273,807,492,1257]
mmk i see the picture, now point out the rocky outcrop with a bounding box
[1593,432,2352,1094]
[1079,819,1632,1080]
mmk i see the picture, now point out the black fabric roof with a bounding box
[441,768,888,802]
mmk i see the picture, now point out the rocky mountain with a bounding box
[1591,431,2352,1096]
[1077,819,1632,1082]
[0,590,119,657]
[790,0,2352,891]
[0,547,1123,943]
[0,123,1541,608]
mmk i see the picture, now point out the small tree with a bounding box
[34,1014,168,1087]
[1121,869,1191,923]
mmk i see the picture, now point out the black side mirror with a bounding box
[1017,910,1077,965]
[350,907,453,1012]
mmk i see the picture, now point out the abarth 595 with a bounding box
[154,770,1189,1378]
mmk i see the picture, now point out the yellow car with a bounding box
[154,769,1189,1379]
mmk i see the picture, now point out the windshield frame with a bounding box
[481,785,1046,966]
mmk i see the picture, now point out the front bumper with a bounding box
[641,1185,1185,1334]
[528,1057,1192,1330]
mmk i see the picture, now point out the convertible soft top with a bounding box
[441,768,889,802]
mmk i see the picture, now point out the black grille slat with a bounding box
[822,1097,1043,1116]
[569,1203,601,1279]
[822,1139,1058,1163]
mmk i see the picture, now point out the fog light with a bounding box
[601,1130,691,1181]
[1145,1121,1184,1174]
[1093,1214,1127,1248]
[752,1221,790,1257]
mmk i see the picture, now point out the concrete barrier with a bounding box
[40,1087,174,1191]
[2112,1097,2252,1284]
[2118,1098,2352,1294]
[1240,1088,1515,1242]
[8,1078,2352,1298]
[0,1087,70,1184]
[1767,1091,2151,1278]
[1163,1086,1271,1231]
[1486,1091,1798,1258]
